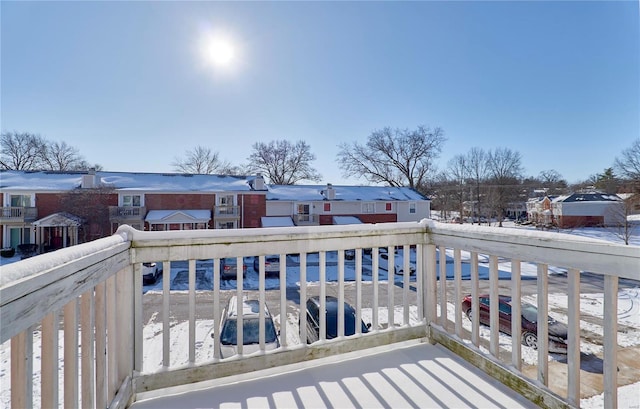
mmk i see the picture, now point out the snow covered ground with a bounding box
[1,222,638,408]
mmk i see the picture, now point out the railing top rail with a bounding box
[1,233,131,343]
[426,221,639,279]
[121,221,429,262]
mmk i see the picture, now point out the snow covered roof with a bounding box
[558,193,621,203]
[145,210,211,223]
[0,170,254,192]
[32,212,83,227]
[333,216,362,225]
[265,184,427,202]
[261,216,295,227]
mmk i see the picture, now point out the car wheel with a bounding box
[465,309,472,321]
[523,332,538,349]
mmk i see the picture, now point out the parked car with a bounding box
[461,294,568,351]
[253,255,280,276]
[142,262,160,285]
[379,249,416,275]
[212,296,280,358]
[171,268,211,290]
[220,257,247,280]
[303,296,370,343]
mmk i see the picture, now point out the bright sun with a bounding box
[202,35,236,68]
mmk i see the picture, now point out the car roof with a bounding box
[226,296,271,318]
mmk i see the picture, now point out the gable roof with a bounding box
[265,185,427,202]
[32,212,83,227]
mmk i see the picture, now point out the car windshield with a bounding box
[522,303,539,323]
[220,318,278,345]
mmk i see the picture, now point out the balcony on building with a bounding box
[0,206,38,223]
[109,206,147,223]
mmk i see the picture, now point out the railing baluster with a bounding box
[403,244,410,326]
[236,264,244,357]
[603,275,618,409]
[387,245,394,329]
[338,250,345,338]
[10,328,32,409]
[162,261,171,367]
[63,298,78,408]
[188,259,196,364]
[567,268,581,406]
[213,258,221,360]
[537,263,549,386]
[489,255,499,358]
[319,251,326,341]
[279,253,287,347]
[80,289,95,408]
[117,266,134,385]
[355,248,363,334]
[106,274,118,400]
[416,244,424,323]
[425,245,437,329]
[259,255,266,352]
[372,247,379,330]
[470,252,479,347]
[133,263,143,372]
[454,248,462,337]
[95,282,106,407]
[511,259,522,370]
[41,311,59,408]
[299,252,307,343]
[438,246,447,328]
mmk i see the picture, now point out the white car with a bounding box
[141,262,160,284]
[379,249,416,275]
[213,296,280,358]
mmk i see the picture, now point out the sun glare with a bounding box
[201,34,237,69]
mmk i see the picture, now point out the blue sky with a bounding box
[2,1,638,185]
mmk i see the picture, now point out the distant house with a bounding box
[551,192,624,228]
[526,196,558,226]
[263,183,429,227]
[0,171,430,252]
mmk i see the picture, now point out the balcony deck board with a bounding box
[130,341,537,408]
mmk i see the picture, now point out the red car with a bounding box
[461,294,568,351]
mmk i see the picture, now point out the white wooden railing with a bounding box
[1,220,638,408]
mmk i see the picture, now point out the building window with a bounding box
[362,203,375,213]
[409,202,416,214]
[218,221,235,229]
[122,195,141,207]
[10,194,31,207]
[386,203,392,212]
[324,202,331,212]
[297,203,311,222]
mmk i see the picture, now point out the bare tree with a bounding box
[465,147,489,221]
[172,146,237,175]
[604,195,635,245]
[59,184,115,242]
[247,140,321,185]
[0,131,47,170]
[337,125,446,191]
[486,148,523,226]
[1,131,100,171]
[42,141,85,171]
[615,139,640,187]
[446,154,469,223]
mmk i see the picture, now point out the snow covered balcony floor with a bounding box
[1,220,638,408]
[130,341,537,409]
